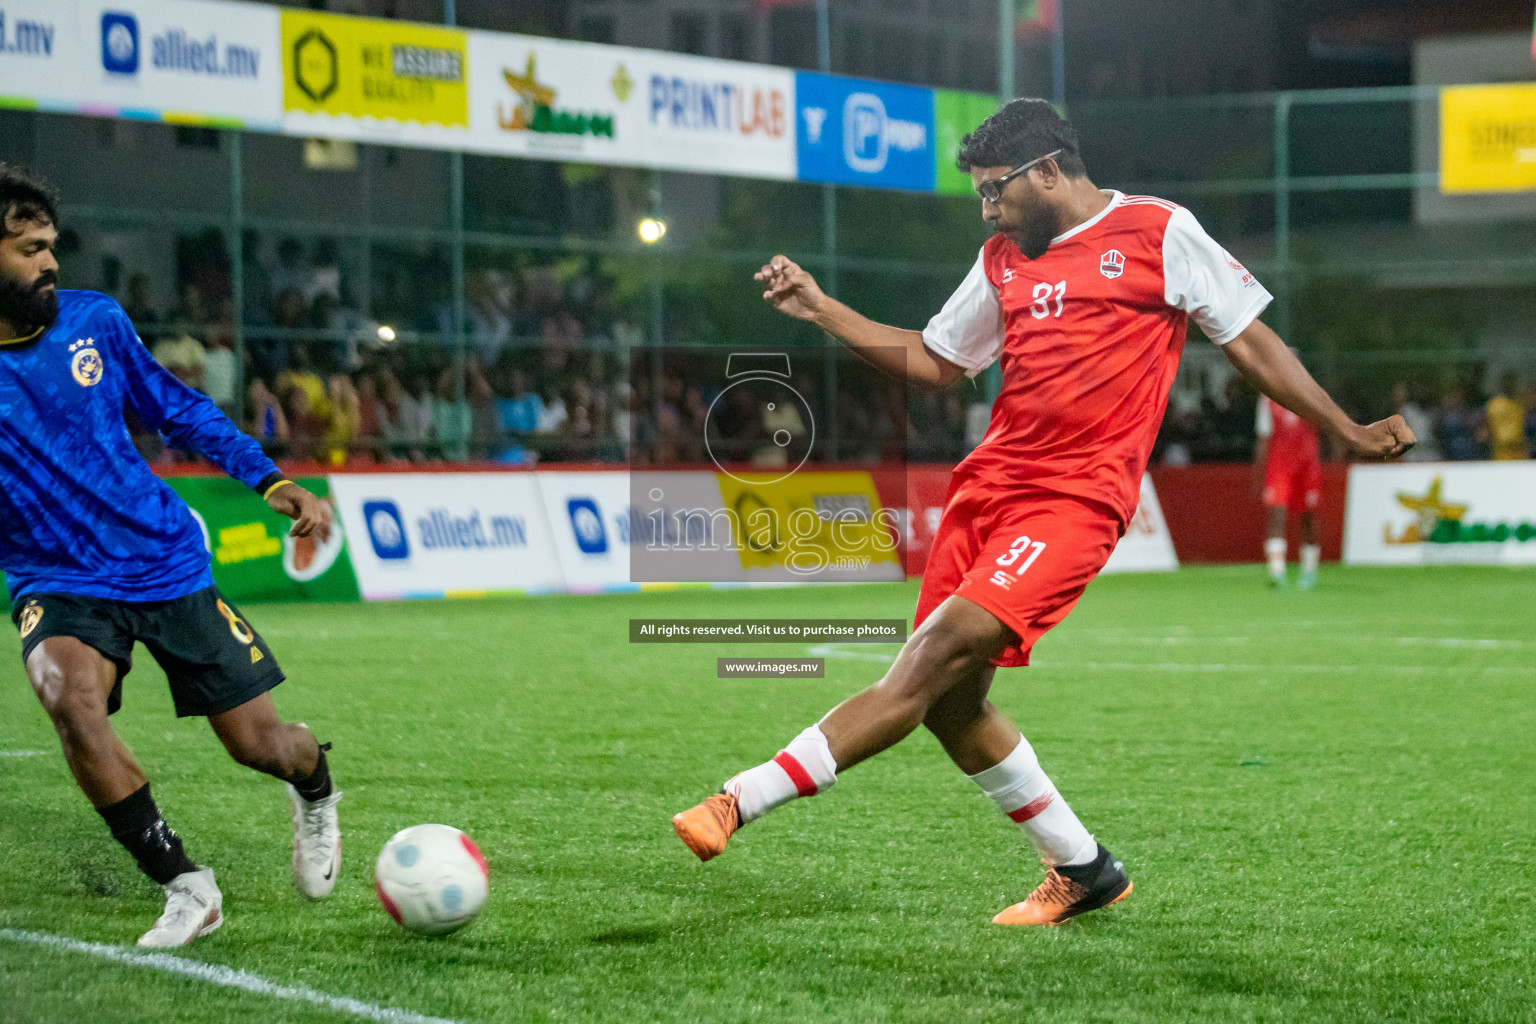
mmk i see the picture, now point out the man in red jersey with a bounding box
[1256,392,1324,588]
[671,99,1413,926]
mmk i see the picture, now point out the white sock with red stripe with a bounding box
[1300,543,1321,575]
[1265,537,1287,576]
[723,724,837,824]
[969,734,1096,866]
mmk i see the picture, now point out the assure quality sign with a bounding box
[281,8,468,145]
[1343,462,1536,566]
[329,473,563,599]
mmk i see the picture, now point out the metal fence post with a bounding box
[1274,92,1292,345]
[447,2,467,432]
[818,0,839,459]
[228,130,245,429]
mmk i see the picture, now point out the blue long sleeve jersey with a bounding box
[0,290,281,602]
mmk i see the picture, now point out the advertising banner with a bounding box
[1343,462,1536,566]
[77,0,281,127]
[281,8,468,145]
[0,1,82,110]
[629,470,904,584]
[795,71,936,191]
[328,472,563,599]
[933,89,998,196]
[1101,474,1179,573]
[628,49,795,178]
[533,470,638,592]
[467,32,626,165]
[873,466,951,577]
[3,1,984,194]
[711,471,904,583]
[879,467,1177,576]
[468,33,795,178]
[1440,83,1536,194]
[166,475,358,601]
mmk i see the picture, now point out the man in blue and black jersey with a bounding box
[0,165,342,947]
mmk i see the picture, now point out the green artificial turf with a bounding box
[2,565,1534,1023]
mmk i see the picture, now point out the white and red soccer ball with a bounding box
[374,824,488,936]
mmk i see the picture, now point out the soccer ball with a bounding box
[374,824,488,936]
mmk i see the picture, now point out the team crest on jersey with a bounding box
[69,338,103,388]
[18,602,41,638]
[1224,250,1257,287]
[1099,249,1125,279]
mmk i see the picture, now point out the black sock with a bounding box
[1058,843,1110,883]
[293,741,333,802]
[97,783,198,886]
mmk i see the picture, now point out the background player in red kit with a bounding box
[1256,392,1324,588]
[672,100,1414,926]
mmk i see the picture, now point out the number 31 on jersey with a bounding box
[990,535,1047,589]
[1030,281,1066,319]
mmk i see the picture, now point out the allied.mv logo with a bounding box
[101,12,139,75]
[567,498,608,555]
[70,338,103,387]
[363,500,410,560]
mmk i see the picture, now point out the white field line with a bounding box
[1052,662,1534,676]
[807,643,899,663]
[1064,631,1534,650]
[0,750,47,757]
[804,644,1533,676]
[0,929,463,1024]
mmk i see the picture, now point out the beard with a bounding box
[1008,217,1056,261]
[0,269,58,332]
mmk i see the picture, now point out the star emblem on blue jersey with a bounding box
[70,339,103,387]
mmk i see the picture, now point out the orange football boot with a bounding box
[672,792,740,862]
[992,844,1132,926]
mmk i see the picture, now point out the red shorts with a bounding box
[1263,456,1321,512]
[914,488,1123,668]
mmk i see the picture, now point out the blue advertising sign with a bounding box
[794,72,935,191]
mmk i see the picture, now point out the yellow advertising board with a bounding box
[281,10,468,127]
[712,471,901,575]
[1440,83,1536,194]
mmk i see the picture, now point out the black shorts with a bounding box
[13,585,285,718]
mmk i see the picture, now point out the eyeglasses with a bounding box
[976,149,1063,203]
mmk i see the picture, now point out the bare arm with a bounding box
[754,255,967,390]
[1223,318,1414,460]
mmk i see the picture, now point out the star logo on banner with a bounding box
[611,63,633,103]
[1384,477,1468,545]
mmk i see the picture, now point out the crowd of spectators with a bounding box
[113,231,1533,469]
[1391,372,1536,463]
[120,233,647,466]
[1154,369,1536,466]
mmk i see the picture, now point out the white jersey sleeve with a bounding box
[1255,397,1273,438]
[921,250,1003,378]
[1163,207,1273,345]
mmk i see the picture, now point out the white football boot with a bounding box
[288,785,342,899]
[137,867,223,947]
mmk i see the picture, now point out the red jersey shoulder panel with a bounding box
[981,233,1013,290]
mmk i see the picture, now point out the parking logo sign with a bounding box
[567,498,608,555]
[101,12,139,75]
[363,500,410,560]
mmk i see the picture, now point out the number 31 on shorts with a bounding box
[990,535,1046,588]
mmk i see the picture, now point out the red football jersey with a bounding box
[923,192,1272,524]
[1257,397,1320,466]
